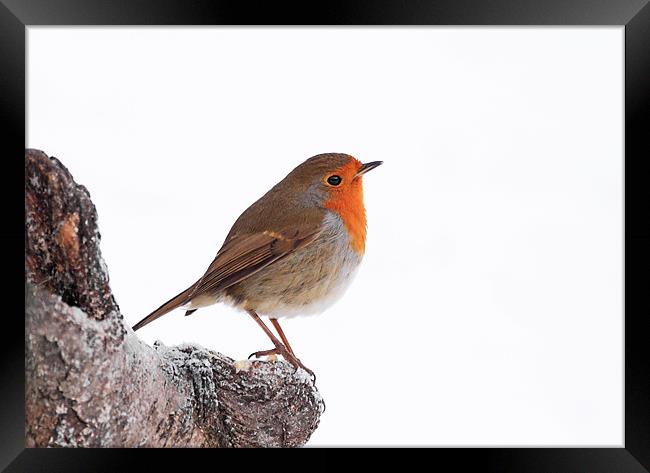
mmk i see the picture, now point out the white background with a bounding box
[28,27,623,446]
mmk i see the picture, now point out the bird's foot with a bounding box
[248,346,316,383]
[248,348,281,359]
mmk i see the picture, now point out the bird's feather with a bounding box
[131,222,322,331]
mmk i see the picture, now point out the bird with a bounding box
[132,153,382,378]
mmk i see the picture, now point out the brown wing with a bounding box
[188,224,321,299]
[132,223,321,331]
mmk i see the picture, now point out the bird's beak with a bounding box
[355,161,383,178]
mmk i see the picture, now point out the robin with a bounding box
[132,153,382,378]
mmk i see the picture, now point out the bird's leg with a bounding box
[246,309,289,357]
[270,318,295,356]
[246,310,315,381]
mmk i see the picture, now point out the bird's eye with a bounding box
[327,175,342,186]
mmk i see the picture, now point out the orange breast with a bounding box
[324,160,367,254]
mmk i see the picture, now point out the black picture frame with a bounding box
[3,0,649,469]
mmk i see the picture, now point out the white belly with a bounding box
[256,253,361,319]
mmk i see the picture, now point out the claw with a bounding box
[249,348,280,360]
[249,347,316,383]
[290,359,316,383]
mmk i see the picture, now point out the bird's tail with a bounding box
[132,284,196,331]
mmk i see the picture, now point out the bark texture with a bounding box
[25,149,324,448]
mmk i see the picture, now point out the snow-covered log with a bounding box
[25,149,324,448]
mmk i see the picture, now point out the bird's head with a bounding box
[283,153,383,253]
